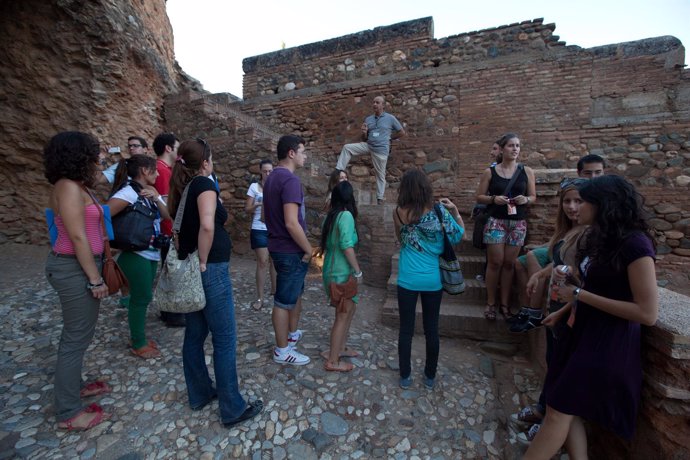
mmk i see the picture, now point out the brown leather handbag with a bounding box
[326,215,357,313]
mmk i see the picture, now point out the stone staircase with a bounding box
[381,237,527,345]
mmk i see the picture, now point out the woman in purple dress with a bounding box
[524,175,658,459]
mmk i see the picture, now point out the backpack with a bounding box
[110,181,157,251]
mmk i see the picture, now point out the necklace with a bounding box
[498,163,517,178]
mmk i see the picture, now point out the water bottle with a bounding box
[550,265,569,302]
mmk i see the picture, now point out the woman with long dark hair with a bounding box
[245,158,276,310]
[318,180,362,372]
[475,132,536,320]
[44,131,111,431]
[393,169,464,389]
[323,169,348,211]
[525,175,658,459]
[168,139,262,427]
[107,154,170,359]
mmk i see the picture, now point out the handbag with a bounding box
[83,186,130,296]
[472,164,524,249]
[110,182,157,251]
[153,181,206,314]
[326,214,358,312]
[434,204,465,295]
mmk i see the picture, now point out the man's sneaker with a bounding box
[273,348,310,366]
[399,376,412,389]
[517,423,541,446]
[287,330,303,349]
[506,307,531,325]
[510,314,545,333]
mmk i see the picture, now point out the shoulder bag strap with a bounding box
[502,163,524,197]
[173,180,193,233]
[433,204,448,238]
[327,213,343,279]
[80,184,114,260]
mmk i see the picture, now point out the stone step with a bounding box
[387,274,487,302]
[380,297,526,344]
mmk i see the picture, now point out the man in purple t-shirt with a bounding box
[263,135,312,366]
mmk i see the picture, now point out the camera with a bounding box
[108,146,121,154]
[151,234,171,249]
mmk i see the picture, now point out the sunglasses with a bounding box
[560,177,588,189]
[196,138,209,155]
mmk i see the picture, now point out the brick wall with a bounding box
[237,18,690,255]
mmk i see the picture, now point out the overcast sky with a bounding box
[167,0,689,98]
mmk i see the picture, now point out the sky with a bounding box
[167,0,689,98]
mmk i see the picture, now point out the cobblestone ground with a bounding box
[0,244,540,459]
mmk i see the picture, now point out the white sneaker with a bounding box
[287,329,303,349]
[273,348,310,366]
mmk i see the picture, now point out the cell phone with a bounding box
[108,146,121,154]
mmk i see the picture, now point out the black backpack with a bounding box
[110,181,157,251]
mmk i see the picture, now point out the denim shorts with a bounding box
[270,252,308,310]
[250,229,268,249]
[483,217,527,247]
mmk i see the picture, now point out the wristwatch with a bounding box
[573,287,582,300]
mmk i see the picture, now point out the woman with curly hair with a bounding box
[393,169,464,390]
[44,131,112,431]
[525,175,658,459]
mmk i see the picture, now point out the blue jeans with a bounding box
[182,261,247,423]
[397,286,443,380]
[270,252,308,310]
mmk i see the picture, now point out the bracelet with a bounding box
[573,287,582,300]
[490,195,495,204]
[526,197,530,204]
[157,196,165,204]
[87,278,105,289]
[353,271,363,278]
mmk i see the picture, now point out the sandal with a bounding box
[251,299,263,311]
[131,344,161,359]
[484,304,496,321]
[80,381,111,398]
[499,304,513,320]
[320,348,360,360]
[57,403,111,431]
[128,339,158,349]
[324,361,354,372]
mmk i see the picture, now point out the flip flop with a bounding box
[324,361,354,372]
[80,381,111,398]
[320,348,360,360]
[484,304,496,321]
[131,344,161,359]
[57,403,111,431]
[251,299,262,311]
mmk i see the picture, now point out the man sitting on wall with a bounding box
[335,95,405,204]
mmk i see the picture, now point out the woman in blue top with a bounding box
[393,169,465,390]
[107,155,170,359]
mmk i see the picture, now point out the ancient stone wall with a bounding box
[0,0,198,243]
[238,18,690,257]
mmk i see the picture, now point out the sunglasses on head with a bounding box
[560,177,588,190]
